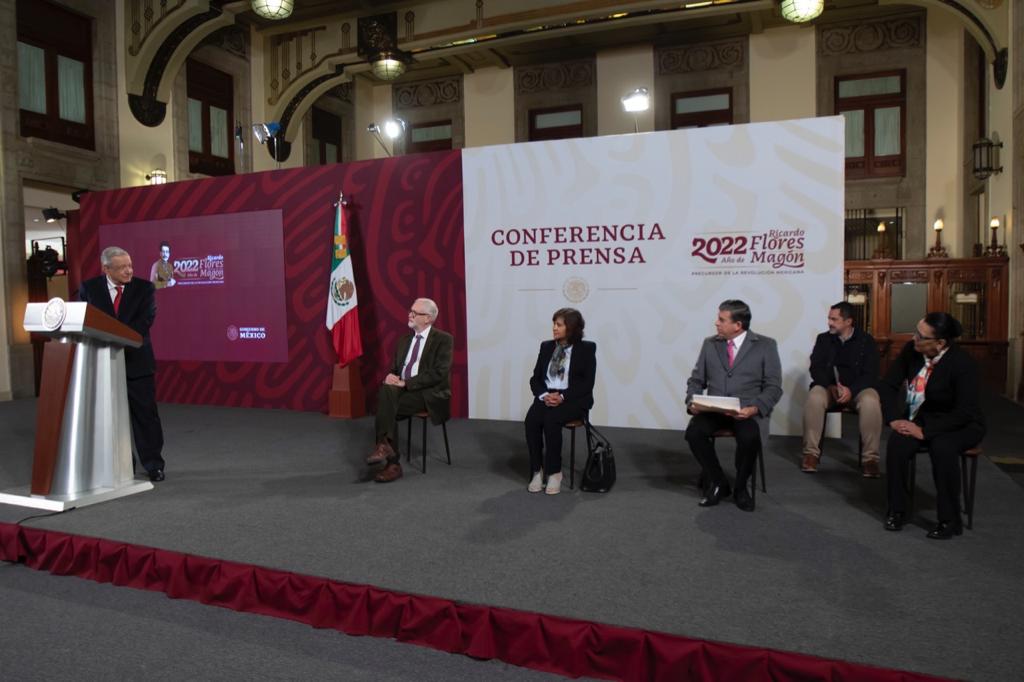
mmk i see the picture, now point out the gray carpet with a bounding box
[2,396,1024,681]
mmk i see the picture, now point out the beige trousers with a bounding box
[802,386,882,462]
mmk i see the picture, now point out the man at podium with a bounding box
[79,246,166,482]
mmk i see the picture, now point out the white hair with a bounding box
[416,297,439,321]
[101,246,129,267]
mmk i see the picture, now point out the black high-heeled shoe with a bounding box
[926,521,963,540]
[884,512,905,531]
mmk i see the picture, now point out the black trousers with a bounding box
[524,398,587,476]
[127,374,165,474]
[685,412,760,490]
[885,425,983,523]
[375,385,429,450]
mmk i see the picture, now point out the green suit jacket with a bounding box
[390,327,454,423]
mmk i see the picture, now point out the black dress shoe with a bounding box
[884,512,904,531]
[926,521,963,540]
[699,482,732,507]
[734,487,755,512]
[148,469,165,482]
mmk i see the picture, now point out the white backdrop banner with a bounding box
[462,116,845,435]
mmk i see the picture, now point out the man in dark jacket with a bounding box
[801,301,882,477]
[79,246,166,481]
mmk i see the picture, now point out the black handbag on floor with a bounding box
[580,421,616,493]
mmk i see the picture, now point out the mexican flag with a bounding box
[326,199,362,366]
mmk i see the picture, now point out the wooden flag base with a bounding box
[329,359,366,418]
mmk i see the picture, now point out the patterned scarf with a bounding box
[548,343,568,380]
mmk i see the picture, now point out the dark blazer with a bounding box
[880,340,985,440]
[78,275,157,379]
[808,327,879,397]
[390,327,453,423]
[685,332,783,418]
[529,339,597,411]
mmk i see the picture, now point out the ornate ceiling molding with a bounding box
[394,76,462,109]
[515,60,595,95]
[656,39,745,76]
[818,15,923,56]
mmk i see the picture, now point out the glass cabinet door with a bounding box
[949,281,986,339]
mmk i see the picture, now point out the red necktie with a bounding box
[403,335,422,380]
[113,285,123,315]
[727,340,736,367]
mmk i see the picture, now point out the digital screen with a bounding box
[99,210,289,363]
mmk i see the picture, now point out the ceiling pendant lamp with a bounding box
[251,0,294,21]
[780,0,824,23]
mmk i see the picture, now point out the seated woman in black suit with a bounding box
[881,312,985,539]
[525,308,597,495]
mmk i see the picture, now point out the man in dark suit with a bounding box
[78,246,166,482]
[685,300,782,511]
[801,301,882,477]
[366,298,453,483]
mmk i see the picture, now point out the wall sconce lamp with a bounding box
[872,221,891,259]
[41,207,66,223]
[366,119,405,157]
[927,218,949,258]
[984,217,1007,257]
[621,87,650,133]
[371,52,407,80]
[780,0,824,23]
[359,13,411,82]
[145,169,167,185]
[972,136,1003,180]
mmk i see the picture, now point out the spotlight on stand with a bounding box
[367,119,406,157]
[251,121,283,163]
[621,87,650,133]
[30,238,67,278]
[42,207,66,223]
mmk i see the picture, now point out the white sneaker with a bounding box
[528,471,544,493]
[545,472,562,495]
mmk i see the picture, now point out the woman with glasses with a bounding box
[880,312,985,539]
[524,308,597,495]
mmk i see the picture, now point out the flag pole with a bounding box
[328,191,365,418]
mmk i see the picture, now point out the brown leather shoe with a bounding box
[374,462,403,483]
[801,454,819,472]
[366,441,395,465]
[862,459,881,478]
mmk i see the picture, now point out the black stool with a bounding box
[399,411,451,474]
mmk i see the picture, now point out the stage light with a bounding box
[42,207,66,223]
[382,118,405,139]
[252,122,282,144]
[146,169,167,185]
[251,0,293,20]
[367,119,406,158]
[71,189,90,204]
[780,0,824,23]
[621,88,650,113]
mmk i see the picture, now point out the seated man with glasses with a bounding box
[365,298,453,483]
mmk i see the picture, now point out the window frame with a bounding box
[406,119,453,154]
[311,107,342,165]
[528,104,584,142]
[16,0,95,150]
[835,70,906,180]
[670,88,732,129]
[186,59,235,177]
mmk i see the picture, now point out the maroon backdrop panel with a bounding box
[73,151,467,416]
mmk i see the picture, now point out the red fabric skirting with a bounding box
[0,522,953,682]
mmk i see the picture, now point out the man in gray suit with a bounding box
[685,300,783,511]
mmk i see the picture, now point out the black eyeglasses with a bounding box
[913,331,937,341]
[408,310,430,317]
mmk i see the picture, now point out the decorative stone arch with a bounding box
[879,0,1008,87]
[126,0,246,126]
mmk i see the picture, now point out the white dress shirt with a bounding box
[402,325,432,378]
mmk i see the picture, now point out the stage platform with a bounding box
[2,397,1023,681]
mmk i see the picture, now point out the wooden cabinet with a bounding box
[844,257,1009,392]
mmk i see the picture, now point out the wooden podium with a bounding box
[0,299,154,511]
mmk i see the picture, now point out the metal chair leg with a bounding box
[441,421,451,465]
[420,416,428,473]
[405,418,412,464]
[963,454,977,530]
[758,445,767,492]
[569,426,576,489]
